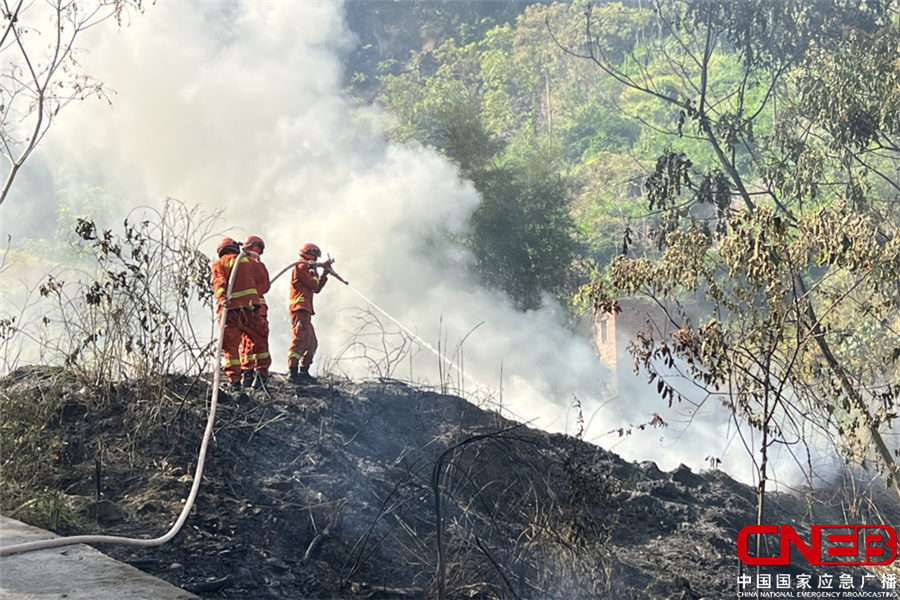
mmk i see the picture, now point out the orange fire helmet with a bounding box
[300,243,321,261]
[217,237,240,257]
[243,235,265,253]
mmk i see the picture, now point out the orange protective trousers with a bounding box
[287,310,317,368]
[240,305,270,375]
[222,309,268,382]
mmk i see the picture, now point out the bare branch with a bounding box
[0,0,143,205]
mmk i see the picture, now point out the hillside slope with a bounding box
[1,368,896,599]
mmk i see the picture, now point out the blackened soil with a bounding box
[3,369,899,599]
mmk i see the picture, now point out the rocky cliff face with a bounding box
[2,369,898,599]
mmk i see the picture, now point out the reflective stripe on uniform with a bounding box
[223,257,251,267]
[231,288,259,299]
[224,357,242,366]
[289,295,305,306]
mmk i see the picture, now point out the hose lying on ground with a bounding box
[0,251,249,557]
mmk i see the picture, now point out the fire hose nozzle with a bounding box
[322,255,348,285]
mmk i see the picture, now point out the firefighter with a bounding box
[210,237,268,391]
[239,235,271,388]
[287,243,330,382]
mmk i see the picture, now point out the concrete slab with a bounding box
[0,516,197,599]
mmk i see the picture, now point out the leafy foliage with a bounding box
[467,166,578,311]
[573,0,900,499]
[374,3,651,309]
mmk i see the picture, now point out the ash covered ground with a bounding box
[2,368,898,599]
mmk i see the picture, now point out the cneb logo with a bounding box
[737,525,897,566]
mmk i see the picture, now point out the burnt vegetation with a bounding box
[4,367,899,599]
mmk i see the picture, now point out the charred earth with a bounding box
[1,366,897,599]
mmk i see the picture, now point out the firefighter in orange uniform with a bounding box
[239,235,271,388]
[210,237,269,391]
[288,243,329,382]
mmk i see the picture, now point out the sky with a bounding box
[0,0,827,486]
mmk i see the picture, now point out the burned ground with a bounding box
[2,367,898,599]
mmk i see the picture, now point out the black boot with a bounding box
[241,370,254,387]
[288,365,301,383]
[299,365,317,382]
[252,372,269,389]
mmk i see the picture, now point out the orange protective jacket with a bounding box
[248,255,270,314]
[211,252,268,314]
[289,259,328,315]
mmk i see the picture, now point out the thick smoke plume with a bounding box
[1,1,792,483]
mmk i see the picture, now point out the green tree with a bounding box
[468,164,578,311]
[375,3,657,309]
[570,0,900,505]
[344,0,537,100]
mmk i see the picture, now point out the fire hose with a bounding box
[0,250,250,557]
[268,255,348,286]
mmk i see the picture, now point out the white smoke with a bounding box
[0,0,783,483]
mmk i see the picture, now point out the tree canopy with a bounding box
[368,0,900,501]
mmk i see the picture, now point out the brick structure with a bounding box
[594,297,701,397]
